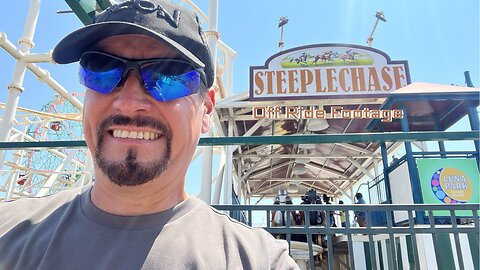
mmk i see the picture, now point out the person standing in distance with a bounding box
[354,193,367,227]
[338,200,347,228]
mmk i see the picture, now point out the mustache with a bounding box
[97,115,172,143]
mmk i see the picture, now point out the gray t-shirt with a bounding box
[0,187,298,269]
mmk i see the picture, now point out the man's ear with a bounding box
[201,88,215,133]
[208,88,215,107]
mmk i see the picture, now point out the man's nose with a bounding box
[112,71,153,113]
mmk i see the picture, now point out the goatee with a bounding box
[95,115,172,186]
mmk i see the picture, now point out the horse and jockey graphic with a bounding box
[312,50,338,65]
[281,48,373,68]
[289,52,310,66]
[338,49,360,63]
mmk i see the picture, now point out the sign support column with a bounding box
[400,103,425,224]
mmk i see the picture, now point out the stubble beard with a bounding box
[94,115,172,187]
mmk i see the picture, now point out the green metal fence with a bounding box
[213,203,480,270]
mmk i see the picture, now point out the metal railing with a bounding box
[212,203,480,270]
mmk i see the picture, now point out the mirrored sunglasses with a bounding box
[79,51,203,102]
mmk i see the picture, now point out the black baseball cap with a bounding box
[52,0,214,88]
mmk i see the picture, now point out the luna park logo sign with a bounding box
[430,167,474,204]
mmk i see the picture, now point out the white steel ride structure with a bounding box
[0,94,88,199]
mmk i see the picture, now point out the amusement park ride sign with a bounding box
[249,44,411,101]
[417,158,479,216]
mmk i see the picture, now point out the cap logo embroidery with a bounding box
[102,0,181,28]
[155,4,181,28]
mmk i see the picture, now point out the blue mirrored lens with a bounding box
[79,65,123,94]
[79,51,202,102]
[142,69,201,102]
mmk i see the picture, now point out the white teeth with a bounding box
[112,130,160,140]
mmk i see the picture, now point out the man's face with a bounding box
[82,34,213,187]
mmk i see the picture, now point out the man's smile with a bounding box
[109,129,162,140]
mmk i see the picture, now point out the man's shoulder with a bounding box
[176,197,298,268]
[187,197,265,233]
[0,187,86,233]
[1,186,84,208]
[188,198,296,252]
[178,197,282,245]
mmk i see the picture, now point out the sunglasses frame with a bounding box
[79,50,205,101]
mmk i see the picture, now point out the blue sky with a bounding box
[0,0,478,199]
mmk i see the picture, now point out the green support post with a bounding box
[400,103,426,224]
[64,0,112,25]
